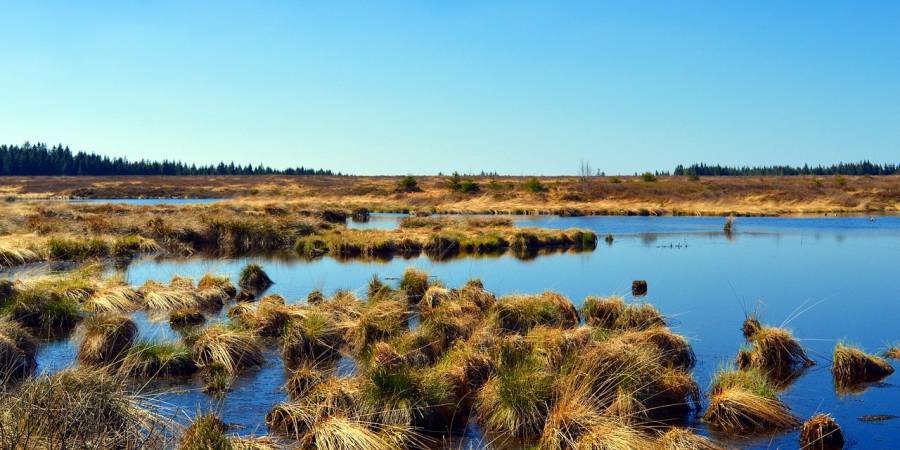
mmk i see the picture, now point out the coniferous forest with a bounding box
[0,142,339,176]
[674,162,898,176]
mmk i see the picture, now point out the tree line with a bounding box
[0,142,340,176]
[673,162,898,176]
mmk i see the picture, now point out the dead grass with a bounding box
[5,174,898,215]
[832,343,895,389]
[800,413,844,450]
[190,324,263,374]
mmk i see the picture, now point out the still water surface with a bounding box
[33,216,900,448]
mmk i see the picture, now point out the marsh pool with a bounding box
[33,215,900,448]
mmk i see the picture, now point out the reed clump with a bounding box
[239,263,273,293]
[800,413,844,450]
[704,367,798,434]
[76,313,137,367]
[0,367,173,448]
[581,296,665,331]
[736,324,814,379]
[832,343,894,389]
[655,428,723,450]
[179,413,231,450]
[191,324,264,375]
[489,292,579,334]
[169,308,206,327]
[122,340,197,377]
[0,318,38,382]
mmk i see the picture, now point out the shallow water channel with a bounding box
[31,215,900,448]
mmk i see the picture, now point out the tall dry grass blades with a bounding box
[491,292,579,334]
[0,367,173,448]
[832,343,894,390]
[191,325,263,374]
[76,313,137,366]
[239,263,273,293]
[0,318,37,382]
[800,413,844,450]
[736,324,814,379]
[121,340,197,377]
[704,367,798,434]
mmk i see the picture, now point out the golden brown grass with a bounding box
[0,318,37,382]
[832,343,895,389]
[190,324,263,374]
[704,367,798,434]
[75,313,137,366]
[737,325,814,378]
[654,428,723,450]
[5,174,898,215]
[800,413,844,450]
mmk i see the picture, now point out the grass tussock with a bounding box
[191,324,263,374]
[800,413,844,450]
[885,346,900,360]
[832,343,895,389]
[83,285,142,314]
[0,318,38,382]
[581,296,665,331]
[239,263,273,292]
[179,413,230,450]
[490,292,579,334]
[736,324,814,378]
[704,367,798,434]
[0,367,173,448]
[75,313,137,366]
[169,308,206,328]
[121,340,197,377]
[282,308,344,366]
[655,428,723,450]
[198,273,237,298]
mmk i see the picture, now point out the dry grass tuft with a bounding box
[491,292,579,334]
[832,343,894,389]
[121,340,197,377]
[704,367,797,434]
[0,367,173,448]
[0,318,37,382]
[800,413,844,450]
[84,286,142,313]
[239,263,272,292]
[191,324,263,374]
[76,313,137,366]
[737,326,814,378]
[399,268,429,303]
[179,413,230,450]
[655,428,723,450]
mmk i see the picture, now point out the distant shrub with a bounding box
[396,176,421,193]
[813,179,823,188]
[458,180,480,194]
[609,177,622,184]
[835,176,847,187]
[641,172,658,182]
[523,177,545,193]
[688,173,700,181]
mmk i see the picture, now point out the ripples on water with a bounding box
[26,215,900,448]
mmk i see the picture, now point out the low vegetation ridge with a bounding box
[4,173,897,215]
[0,202,596,269]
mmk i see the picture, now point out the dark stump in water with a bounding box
[352,208,370,222]
[632,280,648,296]
[800,414,844,450]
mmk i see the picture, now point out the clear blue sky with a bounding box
[2,1,898,175]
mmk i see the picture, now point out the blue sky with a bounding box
[2,1,898,175]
